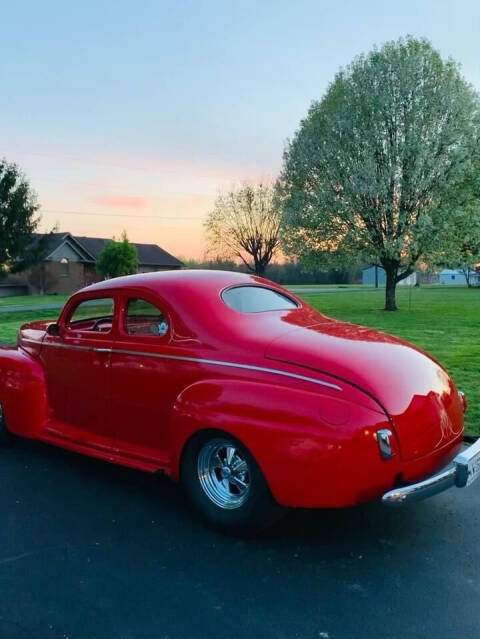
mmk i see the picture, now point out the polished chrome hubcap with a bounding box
[197,438,251,509]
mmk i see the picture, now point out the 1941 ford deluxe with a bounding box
[1,270,479,533]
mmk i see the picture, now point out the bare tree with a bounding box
[205,184,281,276]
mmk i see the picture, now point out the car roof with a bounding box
[70,270,307,351]
[82,269,272,297]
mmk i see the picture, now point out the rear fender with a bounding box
[0,347,48,438]
[169,378,393,507]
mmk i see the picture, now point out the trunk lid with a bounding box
[265,321,463,461]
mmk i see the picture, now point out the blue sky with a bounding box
[1,0,479,257]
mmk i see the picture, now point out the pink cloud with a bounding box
[91,195,148,209]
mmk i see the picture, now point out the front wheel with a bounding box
[181,433,284,535]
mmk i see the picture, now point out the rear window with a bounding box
[221,286,298,313]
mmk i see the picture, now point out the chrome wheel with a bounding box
[197,438,251,509]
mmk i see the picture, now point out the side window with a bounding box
[124,298,168,337]
[66,297,115,333]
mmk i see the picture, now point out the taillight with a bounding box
[375,428,395,460]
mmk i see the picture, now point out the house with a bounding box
[438,268,480,286]
[361,266,417,286]
[5,232,183,295]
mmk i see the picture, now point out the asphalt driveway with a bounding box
[1,438,479,639]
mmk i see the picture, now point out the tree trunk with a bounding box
[255,265,266,276]
[384,267,398,311]
[254,259,266,276]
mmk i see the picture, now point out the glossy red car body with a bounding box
[0,270,464,508]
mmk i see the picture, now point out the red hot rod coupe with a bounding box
[1,270,479,532]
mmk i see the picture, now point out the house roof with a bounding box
[74,236,183,267]
[34,232,183,268]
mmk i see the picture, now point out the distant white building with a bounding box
[398,272,417,286]
[439,269,479,286]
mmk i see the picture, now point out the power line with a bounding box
[41,209,205,220]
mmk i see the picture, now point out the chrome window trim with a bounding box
[22,339,342,391]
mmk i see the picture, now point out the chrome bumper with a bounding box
[382,438,480,507]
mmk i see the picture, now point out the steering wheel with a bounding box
[92,317,112,332]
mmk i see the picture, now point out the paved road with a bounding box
[1,438,479,639]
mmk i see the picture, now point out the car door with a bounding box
[40,294,116,450]
[108,293,190,466]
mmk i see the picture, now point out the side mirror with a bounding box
[47,323,60,336]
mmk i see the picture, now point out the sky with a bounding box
[1,0,479,259]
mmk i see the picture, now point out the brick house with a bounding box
[3,232,183,295]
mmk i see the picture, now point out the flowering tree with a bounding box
[278,37,480,309]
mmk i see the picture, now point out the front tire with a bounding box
[181,432,284,535]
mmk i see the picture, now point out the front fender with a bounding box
[169,378,395,508]
[0,347,47,438]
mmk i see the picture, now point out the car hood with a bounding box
[265,321,463,461]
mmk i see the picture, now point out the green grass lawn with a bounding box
[0,294,68,307]
[0,287,478,434]
[0,309,61,343]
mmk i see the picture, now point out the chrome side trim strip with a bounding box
[21,338,94,352]
[110,347,342,391]
[24,339,342,391]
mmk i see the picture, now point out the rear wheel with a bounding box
[181,432,284,535]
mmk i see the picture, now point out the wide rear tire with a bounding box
[181,432,284,535]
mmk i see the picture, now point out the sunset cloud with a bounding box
[91,195,148,209]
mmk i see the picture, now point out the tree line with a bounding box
[182,257,363,286]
